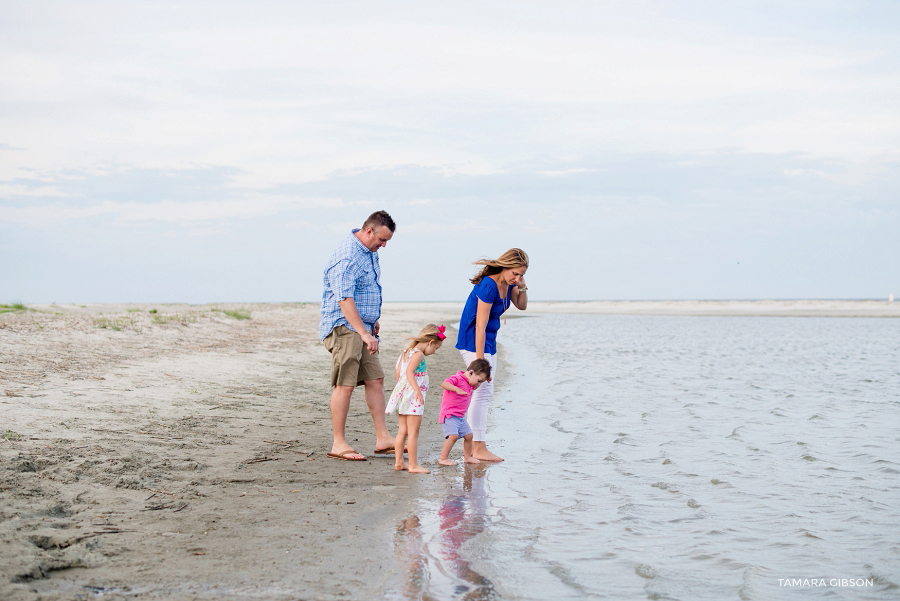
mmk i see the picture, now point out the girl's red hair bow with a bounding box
[437,324,446,340]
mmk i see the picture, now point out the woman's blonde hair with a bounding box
[406,323,446,350]
[470,248,529,285]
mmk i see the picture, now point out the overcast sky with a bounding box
[1,1,898,303]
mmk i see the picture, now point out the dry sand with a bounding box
[1,302,464,601]
[2,299,894,600]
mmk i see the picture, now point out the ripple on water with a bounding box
[391,315,900,601]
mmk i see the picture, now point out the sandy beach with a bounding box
[2,299,896,599]
[1,302,464,600]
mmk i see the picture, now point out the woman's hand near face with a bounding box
[511,277,528,310]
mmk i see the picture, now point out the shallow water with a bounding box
[389,314,900,600]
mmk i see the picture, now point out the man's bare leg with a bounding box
[329,385,365,460]
[363,378,395,451]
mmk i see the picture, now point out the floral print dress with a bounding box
[386,347,428,416]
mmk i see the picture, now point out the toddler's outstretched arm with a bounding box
[441,381,469,396]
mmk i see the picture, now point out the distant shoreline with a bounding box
[519,299,900,318]
[382,299,900,318]
[18,299,900,319]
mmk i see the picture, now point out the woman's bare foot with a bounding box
[474,451,503,462]
[394,462,408,471]
[438,458,456,466]
[408,465,430,474]
[463,456,481,464]
[472,441,504,462]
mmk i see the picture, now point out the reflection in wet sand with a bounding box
[394,464,499,600]
[394,515,429,600]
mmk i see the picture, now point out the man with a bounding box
[319,210,396,461]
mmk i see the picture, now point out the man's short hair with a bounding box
[362,210,396,233]
[467,359,492,378]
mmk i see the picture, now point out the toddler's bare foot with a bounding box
[464,456,481,464]
[438,458,456,466]
[394,462,408,471]
[408,465,430,474]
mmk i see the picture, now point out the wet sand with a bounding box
[1,302,464,600]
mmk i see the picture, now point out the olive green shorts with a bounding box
[323,325,385,387]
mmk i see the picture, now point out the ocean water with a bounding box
[388,314,900,600]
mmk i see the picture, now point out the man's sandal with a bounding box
[326,450,367,461]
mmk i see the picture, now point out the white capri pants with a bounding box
[459,350,497,442]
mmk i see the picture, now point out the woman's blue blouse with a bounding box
[455,277,511,355]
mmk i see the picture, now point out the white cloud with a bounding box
[538,168,597,177]
[0,184,68,198]
[0,201,120,223]
[1,1,896,186]
[1,2,898,301]
[0,195,342,226]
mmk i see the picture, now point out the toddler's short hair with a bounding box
[467,359,492,379]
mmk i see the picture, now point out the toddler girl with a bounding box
[386,323,445,473]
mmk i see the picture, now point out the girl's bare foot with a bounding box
[464,456,481,464]
[394,462,408,471]
[438,458,456,466]
[408,465,430,474]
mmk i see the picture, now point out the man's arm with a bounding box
[339,297,379,354]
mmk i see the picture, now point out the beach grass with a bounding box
[151,312,196,325]
[0,303,29,314]
[95,317,128,331]
[221,308,252,320]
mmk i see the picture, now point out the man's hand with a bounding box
[360,331,379,354]
[338,298,379,354]
[373,320,380,336]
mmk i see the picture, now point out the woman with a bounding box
[456,248,529,462]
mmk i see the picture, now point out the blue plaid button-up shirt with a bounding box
[319,229,383,340]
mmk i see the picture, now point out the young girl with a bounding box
[386,323,446,474]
